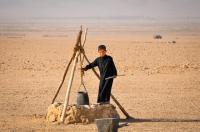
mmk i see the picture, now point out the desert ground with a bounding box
[0,19,200,131]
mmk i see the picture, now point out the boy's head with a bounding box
[98,45,107,57]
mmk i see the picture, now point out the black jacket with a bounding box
[85,55,117,78]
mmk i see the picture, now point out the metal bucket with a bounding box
[95,118,119,132]
[77,91,89,105]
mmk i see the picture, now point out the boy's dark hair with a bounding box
[98,45,106,51]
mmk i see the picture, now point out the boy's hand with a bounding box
[80,67,86,76]
[81,67,87,72]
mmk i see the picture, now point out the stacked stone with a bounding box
[46,102,120,124]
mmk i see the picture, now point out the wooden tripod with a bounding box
[51,27,131,123]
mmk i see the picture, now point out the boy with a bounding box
[82,45,117,104]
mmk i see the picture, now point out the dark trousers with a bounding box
[97,78,113,103]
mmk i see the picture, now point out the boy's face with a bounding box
[98,49,106,57]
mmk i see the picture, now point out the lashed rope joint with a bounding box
[74,45,85,54]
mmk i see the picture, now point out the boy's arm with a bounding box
[83,58,98,71]
[106,57,117,76]
[111,59,117,76]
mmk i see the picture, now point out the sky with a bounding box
[0,0,200,19]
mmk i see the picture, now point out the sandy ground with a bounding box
[0,22,200,131]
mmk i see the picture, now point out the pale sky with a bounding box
[0,0,199,19]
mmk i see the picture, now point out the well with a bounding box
[46,102,120,124]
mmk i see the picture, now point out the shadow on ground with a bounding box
[119,117,200,128]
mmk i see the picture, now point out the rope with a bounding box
[78,42,88,92]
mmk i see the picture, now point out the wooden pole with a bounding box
[82,28,88,47]
[60,52,79,122]
[110,94,131,119]
[51,55,74,104]
[60,27,83,122]
[51,28,82,104]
